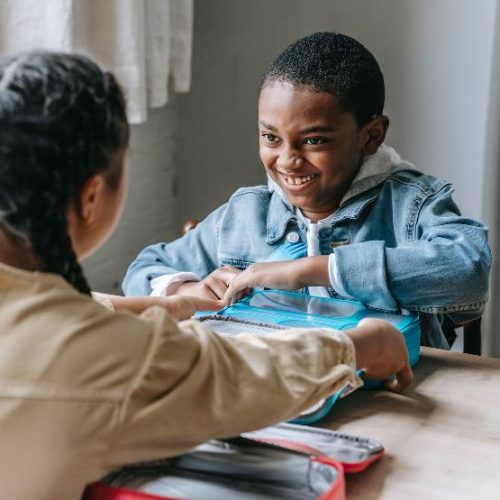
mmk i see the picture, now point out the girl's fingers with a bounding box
[395,364,413,391]
[383,364,413,392]
[193,297,224,312]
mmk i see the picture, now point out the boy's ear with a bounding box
[360,115,389,155]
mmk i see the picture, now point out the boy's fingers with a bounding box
[223,284,238,305]
[216,267,241,283]
[224,273,246,299]
[207,280,228,300]
[195,285,220,302]
[221,265,242,275]
[236,287,252,302]
[205,268,242,299]
[224,280,254,305]
[205,271,239,299]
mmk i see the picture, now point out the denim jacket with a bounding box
[123,146,491,348]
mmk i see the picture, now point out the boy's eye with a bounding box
[261,133,279,144]
[304,137,328,145]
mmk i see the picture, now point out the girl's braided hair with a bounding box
[0,51,128,294]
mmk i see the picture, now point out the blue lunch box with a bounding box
[196,289,420,424]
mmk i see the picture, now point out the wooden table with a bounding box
[320,348,500,499]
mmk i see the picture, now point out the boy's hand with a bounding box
[224,261,302,304]
[347,318,413,392]
[177,266,243,301]
[224,256,330,305]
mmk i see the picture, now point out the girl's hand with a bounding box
[347,318,413,392]
[159,295,223,321]
[93,293,222,320]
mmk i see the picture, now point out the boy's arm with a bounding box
[224,184,490,319]
[122,204,227,296]
[223,256,330,303]
[333,183,491,316]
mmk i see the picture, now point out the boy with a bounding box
[123,32,491,349]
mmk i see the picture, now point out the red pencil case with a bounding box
[84,423,383,500]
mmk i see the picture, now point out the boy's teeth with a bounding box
[283,174,314,185]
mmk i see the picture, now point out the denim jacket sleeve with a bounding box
[122,204,227,296]
[332,183,491,319]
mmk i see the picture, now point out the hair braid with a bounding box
[30,206,92,295]
[0,52,128,294]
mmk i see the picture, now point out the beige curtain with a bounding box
[0,0,193,123]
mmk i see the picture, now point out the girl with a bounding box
[0,51,411,498]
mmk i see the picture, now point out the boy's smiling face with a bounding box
[259,80,373,222]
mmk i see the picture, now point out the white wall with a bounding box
[481,5,500,357]
[83,104,180,293]
[176,0,497,223]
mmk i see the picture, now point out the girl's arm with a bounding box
[92,292,222,320]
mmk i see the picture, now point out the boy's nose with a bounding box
[276,149,303,171]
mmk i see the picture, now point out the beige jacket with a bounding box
[0,263,358,499]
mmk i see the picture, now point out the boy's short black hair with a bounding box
[260,32,385,127]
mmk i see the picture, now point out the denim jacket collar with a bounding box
[266,192,297,244]
[340,144,417,206]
